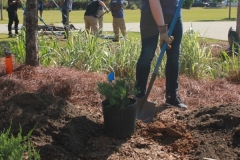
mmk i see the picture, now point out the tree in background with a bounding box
[0,0,3,20]
[237,0,240,38]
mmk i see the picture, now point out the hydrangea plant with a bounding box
[97,72,139,108]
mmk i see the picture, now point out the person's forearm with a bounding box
[149,0,164,26]
[99,1,108,10]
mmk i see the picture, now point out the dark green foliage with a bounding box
[0,123,40,160]
[129,3,138,10]
[97,77,138,108]
[214,0,222,2]
[125,2,140,10]
[43,1,89,10]
[183,0,194,9]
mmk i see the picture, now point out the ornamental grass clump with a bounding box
[97,72,138,108]
[180,30,214,79]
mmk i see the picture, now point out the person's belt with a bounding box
[85,15,97,18]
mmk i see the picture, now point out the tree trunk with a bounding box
[25,0,39,66]
[237,0,240,39]
[66,0,69,38]
[0,0,3,20]
[228,3,231,19]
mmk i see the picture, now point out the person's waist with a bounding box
[85,14,97,18]
[7,8,17,11]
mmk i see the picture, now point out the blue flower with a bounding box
[108,72,114,82]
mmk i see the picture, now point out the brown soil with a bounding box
[0,53,240,160]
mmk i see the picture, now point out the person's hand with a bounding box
[158,25,174,49]
[160,33,174,49]
[105,8,110,13]
[39,17,44,22]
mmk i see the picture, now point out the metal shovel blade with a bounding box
[135,97,156,123]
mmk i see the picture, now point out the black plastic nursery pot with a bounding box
[102,98,137,138]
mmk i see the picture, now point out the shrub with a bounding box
[43,1,88,10]
[128,3,138,10]
[97,72,138,108]
[0,124,40,160]
[183,0,194,9]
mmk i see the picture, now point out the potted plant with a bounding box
[97,72,139,138]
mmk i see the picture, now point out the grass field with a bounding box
[0,7,237,24]
[0,7,237,41]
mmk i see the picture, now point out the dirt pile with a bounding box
[185,104,240,159]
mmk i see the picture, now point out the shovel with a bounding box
[136,0,184,123]
[98,11,107,19]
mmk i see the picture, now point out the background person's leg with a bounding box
[98,10,104,34]
[62,10,67,38]
[84,16,91,33]
[39,10,43,18]
[89,16,98,34]
[8,11,14,37]
[112,17,119,41]
[14,12,19,34]
[38,1,44,17]
[117,18,126,38]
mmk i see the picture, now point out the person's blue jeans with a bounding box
[62,9,71,37]
[62,9,67,25]
[136,16,183,98]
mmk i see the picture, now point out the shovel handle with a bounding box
[144,73,157,101]
[98,12,106,19]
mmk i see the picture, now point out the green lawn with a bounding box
[0,7,237,24]
[0,7,236,41]
[182,7,237,22]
